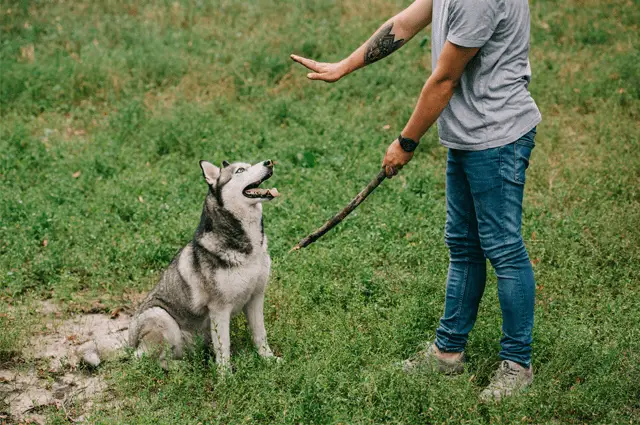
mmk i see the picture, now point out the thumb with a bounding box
[307,73,324,80]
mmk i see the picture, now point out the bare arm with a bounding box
[382,41,480,177]
[291,0,433,82]
[400,41,479,141]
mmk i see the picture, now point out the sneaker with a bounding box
[402,342,465,374]
[479,360,533,402]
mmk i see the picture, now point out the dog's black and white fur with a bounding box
[128,160,279,369]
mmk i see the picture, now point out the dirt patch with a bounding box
[0,369,106,424]
[26,305,130,370]
[0,302,130,423]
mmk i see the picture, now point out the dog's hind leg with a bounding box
[129,307,184,367]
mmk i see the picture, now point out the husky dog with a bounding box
[128,159,280,369]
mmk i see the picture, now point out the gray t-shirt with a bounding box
[431,0,542,150]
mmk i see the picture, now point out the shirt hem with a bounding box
[439,114,542,151]
[447,34,487,48]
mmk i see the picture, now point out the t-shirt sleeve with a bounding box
[447,0,502,48]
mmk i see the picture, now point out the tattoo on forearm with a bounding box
[364,22,405,65]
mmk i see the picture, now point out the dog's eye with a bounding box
[235,168,245,174]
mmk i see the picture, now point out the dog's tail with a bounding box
[76,324,130,367]
[78,341,102,367]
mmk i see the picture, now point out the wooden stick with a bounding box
[290,169,387,252]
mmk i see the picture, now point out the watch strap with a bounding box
[398,134,419,152]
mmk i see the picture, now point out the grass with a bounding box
[1,0,639,423]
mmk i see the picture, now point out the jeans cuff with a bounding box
[434,338,465,354]
[499,354,531,369]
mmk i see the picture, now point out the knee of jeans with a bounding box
[446,236,485,263]
[482,238,530,269]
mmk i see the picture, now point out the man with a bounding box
[291,0,541,402]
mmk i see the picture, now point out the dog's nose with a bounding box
[263,160,274,168]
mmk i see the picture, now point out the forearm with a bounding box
[401,76,456,141]
[380,75,455,178]
[340,0,433,74]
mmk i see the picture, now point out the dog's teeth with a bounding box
[245,187,279,198]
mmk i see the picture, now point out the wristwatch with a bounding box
[398,134,419,152]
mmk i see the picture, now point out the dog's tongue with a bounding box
[246,188,280,198]
[268,188,280,197]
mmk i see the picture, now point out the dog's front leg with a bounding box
[244,291,275,359]
[209,306,232,371]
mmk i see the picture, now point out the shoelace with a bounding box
[488,361,520,389]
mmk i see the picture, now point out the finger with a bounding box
[307,73,331,82]
[290,54,322,72]
[291,55,316,71]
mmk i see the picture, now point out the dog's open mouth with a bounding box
[243,172,279,199]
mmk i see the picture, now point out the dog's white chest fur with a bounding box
[180,218,270,315]
[214,248,270,313]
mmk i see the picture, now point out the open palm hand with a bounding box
[290,54,348,83]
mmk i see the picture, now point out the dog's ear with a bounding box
[222,160,230,168]
[199,160,220,186]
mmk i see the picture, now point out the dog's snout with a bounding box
[263,160,274,168]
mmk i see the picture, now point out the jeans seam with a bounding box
[514,143,519,182]
[499,147,507,249]
[447,206,472,351]
[519,268,527,342]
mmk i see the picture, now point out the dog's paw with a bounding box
[261,353,283,364]
[216,362,233,377]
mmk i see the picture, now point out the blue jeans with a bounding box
[435,128,536,367]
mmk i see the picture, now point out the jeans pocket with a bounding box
[514,142,534,183]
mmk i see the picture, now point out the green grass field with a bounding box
[1,0,639,423]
